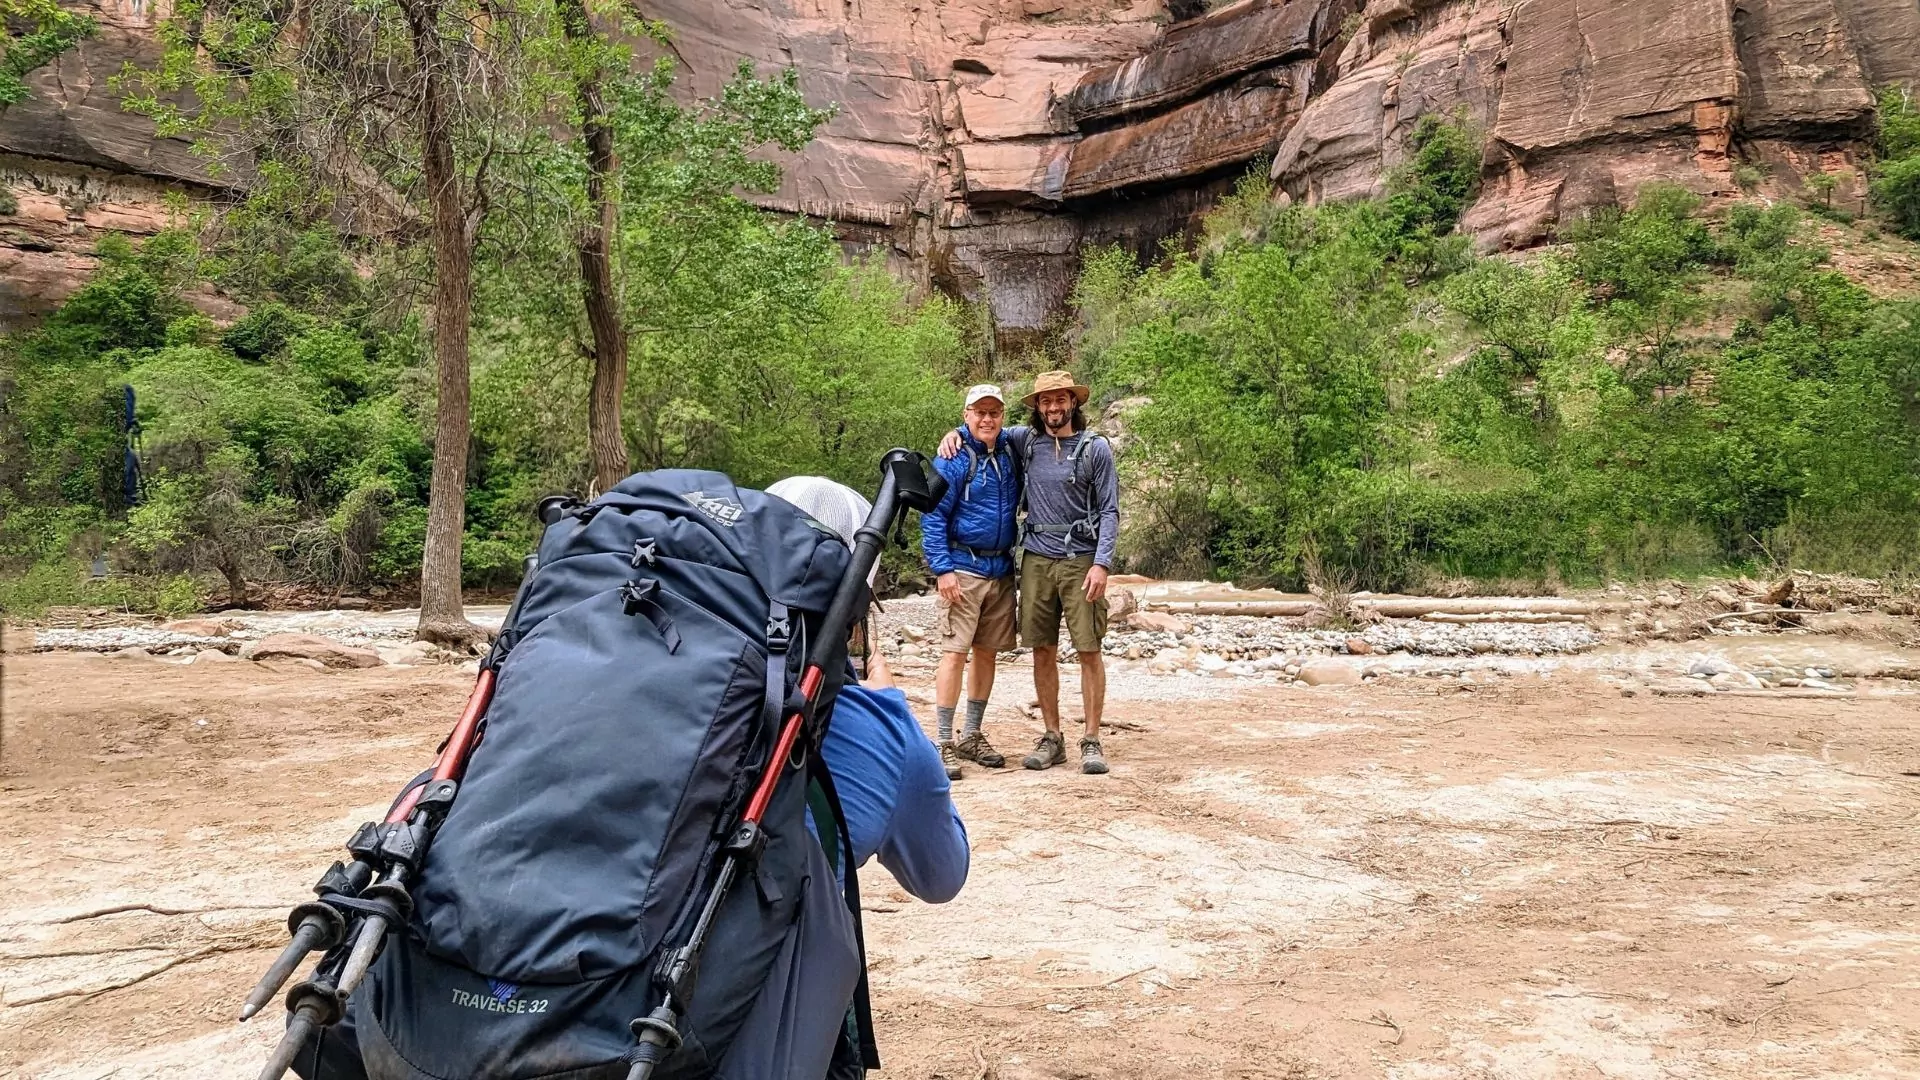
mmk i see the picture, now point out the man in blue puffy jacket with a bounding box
[918,384,1019,780]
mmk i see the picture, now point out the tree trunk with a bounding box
[220,557,247,610]
[558,0,630,493]
[402,0,481,647]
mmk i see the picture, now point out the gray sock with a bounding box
[936,705,956,743]
[963,699,988,737]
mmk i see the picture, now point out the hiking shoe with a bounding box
[955,731,1006,768]
[1023,731,1066,771]
[939,741,963,781]
[1079,737,1109,775]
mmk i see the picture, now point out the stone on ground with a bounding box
[1126,611,1190,634]
[241,632,383,669]
[1297,658,1363,686]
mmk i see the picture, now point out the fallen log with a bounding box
[1145,600,1318,617]
[1146,596,1615,619]
[1421,612,1589,624]
[1703,606,1800,624]
[1355,597,1603,618]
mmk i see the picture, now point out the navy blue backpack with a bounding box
[294,470,879,1080]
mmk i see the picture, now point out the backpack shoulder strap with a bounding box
[961,444,980,502]
[807,759,881,1070]
[1068,431,1106,486]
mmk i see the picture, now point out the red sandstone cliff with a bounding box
[3,0,1917,332]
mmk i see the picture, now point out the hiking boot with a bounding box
[1079,736,1109,775]
[1023,731,1066,771]
[955,731,1006,768]
[939,741,963,781]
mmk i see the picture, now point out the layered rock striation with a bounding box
[2,0,1917,332]
[0,1,232,326]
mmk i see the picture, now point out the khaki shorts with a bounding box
[1019,553,1108,654]
[937,571,1017,653]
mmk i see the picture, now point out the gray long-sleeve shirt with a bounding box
[1007,426,1120,568]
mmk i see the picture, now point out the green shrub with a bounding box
[1872,154,1920,239]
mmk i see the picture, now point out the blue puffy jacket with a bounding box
[920,426,1019,579]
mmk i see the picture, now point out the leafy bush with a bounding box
[1079,146,1920,587]
[1874,86,1920,239]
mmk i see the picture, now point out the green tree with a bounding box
[124,0,550,644]
[0,0,94,110]
[481,51,832,489]
[1872,85,1920,239]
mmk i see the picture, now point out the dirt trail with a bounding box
[3,647,1918,1078]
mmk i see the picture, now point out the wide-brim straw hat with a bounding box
[1021,370,1091,408]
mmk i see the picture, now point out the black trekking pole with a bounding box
[622,449,944,1080]
[245,495,578,1080]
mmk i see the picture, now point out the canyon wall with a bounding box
[3,0,1917,334]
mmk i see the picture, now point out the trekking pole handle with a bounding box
[804,449,944,676]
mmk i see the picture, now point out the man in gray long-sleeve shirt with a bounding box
[943,369,1120,775]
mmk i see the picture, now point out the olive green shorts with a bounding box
[1018,552,1108,654]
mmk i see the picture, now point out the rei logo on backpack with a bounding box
[298,471,875,1080]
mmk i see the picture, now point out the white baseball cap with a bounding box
[765,476,879,589]
[964,383,1005,408]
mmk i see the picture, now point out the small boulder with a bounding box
[1345,637,1374,656]
[1108,589,1139,620]
[376,641,436,667]
[1297,658,1363,686]
[334,596,373,610]
[900,624,927,644]
[242,633,383,670]
[1708,670,1763,691]
[194,648,241,663]
[108,646,155,660]
[1126,611,1190,634]
[1687,655,1740,678]
[1195,652,1229,672]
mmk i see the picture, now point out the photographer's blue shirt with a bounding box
[819,684,970,903]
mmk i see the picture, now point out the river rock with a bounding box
[163,619,232,637]
[1298,658,1363,686]
[242,633,383,670]
[1127,611,1190,634]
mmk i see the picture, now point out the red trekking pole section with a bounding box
[741,665,825,824]
[385,668,496,824]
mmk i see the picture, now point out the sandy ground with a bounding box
[3,644,1918,1079]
